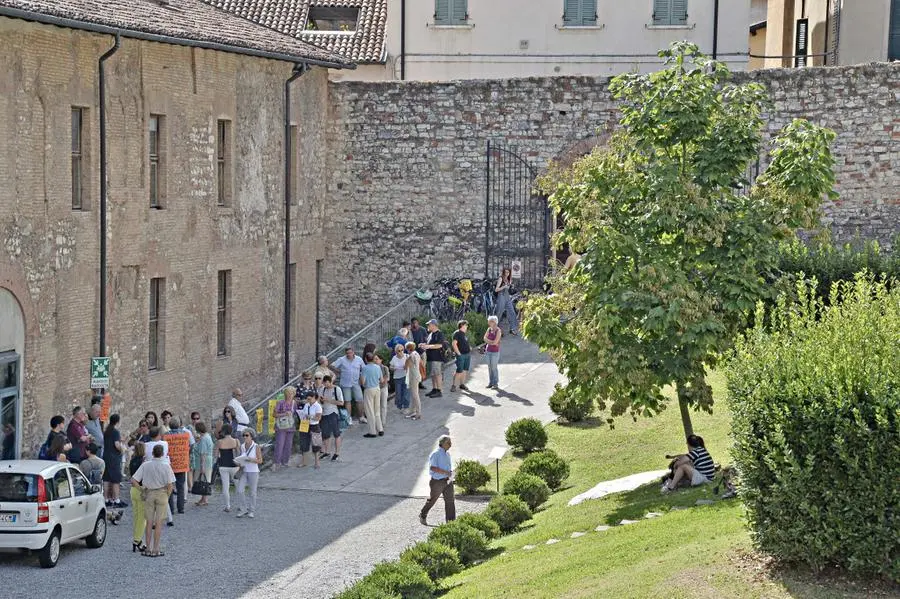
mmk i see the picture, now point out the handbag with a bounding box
[311,431,323,448]
[190,473,212,496]
[276,413,294,430]
[299,419,310,433]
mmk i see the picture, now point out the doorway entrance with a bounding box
[0,352,19,459]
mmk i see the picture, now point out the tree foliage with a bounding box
[523,43,836,435]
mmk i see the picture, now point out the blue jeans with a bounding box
[495,292,518,333]
[485,351,500,387]
[393,378,408,409]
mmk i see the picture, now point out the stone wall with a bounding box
[321,63,900,346]
[0,18,330,452]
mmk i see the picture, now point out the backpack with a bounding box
[83,459,104,485]
[38,441,51,460]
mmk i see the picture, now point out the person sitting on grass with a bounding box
[661,434,715,493]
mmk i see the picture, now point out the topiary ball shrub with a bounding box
[454,459,491,494]
[428,521,489,566]
[548,384,594,422]
[728,278,900,582]
[504,417,547,452]
[484,494,532,533]
[335,580,401,599]
[519,449,570,491]
[502,471,551,511]
[456,512,502,540]
[365,560,435,599]
[400,541,461,582]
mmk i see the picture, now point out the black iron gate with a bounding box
[484,141,551,290]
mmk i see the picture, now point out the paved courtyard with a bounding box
[0,337,560,599]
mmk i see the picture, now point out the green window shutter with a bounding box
[672,0,688,25]
[582,0,597,25]
[890,0,900,60]
[450,0,468,25]
[435,0,450,24]
[653,0,671,26]
[563,0,581,25]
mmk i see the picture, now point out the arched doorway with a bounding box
[0,288,25,460]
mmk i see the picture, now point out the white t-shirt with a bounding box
[227,397,250,428]
[319,386,343,416]
[297,402,323,425]
[143,439,169,464]
[390,354,408,379]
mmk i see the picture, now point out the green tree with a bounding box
[523,43,836,436]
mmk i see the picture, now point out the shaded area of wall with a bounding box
[323,63,900,346]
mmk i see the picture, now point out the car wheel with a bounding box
[85,514,107,548]
[38,530,61,568]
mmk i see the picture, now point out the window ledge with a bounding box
[645,23,695,30]
[556,24,606,31]
[428,23,475,29]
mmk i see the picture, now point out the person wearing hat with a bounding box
[419,319,446,398]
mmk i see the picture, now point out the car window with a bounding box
[0,473,39,502]
[70,469,90,497]
[53,470,71,499]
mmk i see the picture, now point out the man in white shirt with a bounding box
[330,348,365,424]
[227,388,251,433]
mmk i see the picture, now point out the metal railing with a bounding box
[242,291,428,441]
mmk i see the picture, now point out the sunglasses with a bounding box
[191,417,200,421]
[242,434,251,438]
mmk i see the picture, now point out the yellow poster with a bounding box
[255,408,264,435]
[268,399,277,436]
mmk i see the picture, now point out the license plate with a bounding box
[0,513,17,523]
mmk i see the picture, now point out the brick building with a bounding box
[0,0,349,457]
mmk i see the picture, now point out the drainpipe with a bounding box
[400,0,407,80]
[98,33,120,364]
[712,0,719,60]
[284,64,308,384]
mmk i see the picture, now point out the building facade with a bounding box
[0,0,345,458]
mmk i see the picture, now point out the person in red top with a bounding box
[483,316,503,389]
[66,406,91,462]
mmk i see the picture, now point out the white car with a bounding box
[0,460,107,567]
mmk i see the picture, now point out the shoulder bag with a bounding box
[190,472,212,496]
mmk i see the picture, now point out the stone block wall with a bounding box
[321,63,900,346]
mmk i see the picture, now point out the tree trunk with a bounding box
[676,382,694,438]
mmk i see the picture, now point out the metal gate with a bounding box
[484,141,551,290]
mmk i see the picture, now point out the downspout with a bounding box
[712,0,719,60]
[400,0,407,80]
[98,33,121,364]
[823,0,831,65]
[284,64,308,384]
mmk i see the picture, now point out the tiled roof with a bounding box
[0,0,352,67]
[207,0,387,64]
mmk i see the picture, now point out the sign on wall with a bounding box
[510,259,523,279]
[90,357,110,389]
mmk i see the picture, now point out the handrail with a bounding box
[241,291,426,436]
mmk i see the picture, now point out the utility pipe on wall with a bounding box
[98,33,120,361]
[712,0,719,59]
[400,0,407,80]
[284,64,308,384]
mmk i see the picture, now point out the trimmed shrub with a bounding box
[454,459,491,494]
[727,278,900,582]
[456,512,502,540]
[548,384,594,422]
[484,494,532,533]
[365,560,435,599]
[504,418,547,452]
[519,449,570,491]
[400,541,462,582]
[502,471,551,510]
[335,580,401,599]
[428,521,489,565]
[462,311,489,343]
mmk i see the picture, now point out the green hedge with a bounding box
[400,541,462,582]
[727,277,900,582]
[428,521,489,566]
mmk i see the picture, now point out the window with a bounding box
[0,474,38,502]
[149,277,165,371]
[216,119,232,207]
[563,0,597,26]
[217,269,231,356]
[794,18,808,67]
[70,469,90,496]
[53,470,71,499]
[435,0,468,25]
[289,125,298,203]
[149,115,165,208]
[652,0,687,26]
[71,107,86,210]
[891,0,900,60]
[306,6,359,31]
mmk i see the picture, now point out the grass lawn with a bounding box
[443,373,888,599]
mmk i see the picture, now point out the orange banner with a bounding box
[100,393,111,422]
[165,432,191,473]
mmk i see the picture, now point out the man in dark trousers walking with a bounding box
[420,435,456,525]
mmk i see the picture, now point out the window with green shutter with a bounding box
[653,0,688,26]
[435,0,468,25]
[563,0,597,26]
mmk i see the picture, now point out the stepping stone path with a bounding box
[644,512,663,519]
[523,545,536,550]
[594,525,611,532]
[546,538,560,545]
[618,519,639,525]
[570,531,587,538]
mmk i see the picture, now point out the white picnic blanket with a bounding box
[568,470,669,506]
